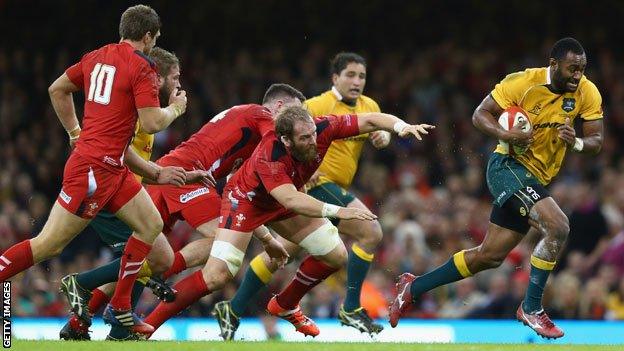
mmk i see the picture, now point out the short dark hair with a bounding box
[262,83,306,104]
[149,47,179,76]
[119,5,161,41]
[550,37,585,61]
[275,106,312,139]
[330,52,366,75]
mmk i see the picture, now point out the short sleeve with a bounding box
[491,71,530,109]
[65,61,84,88]
[133,62,160,109]
[255,159,292,193]
[579,81,603,121]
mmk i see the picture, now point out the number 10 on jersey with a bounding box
[88,63,116,105]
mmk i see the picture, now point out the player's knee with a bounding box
[147,216,164,236]
[209,240,244,277]
[359,219,383,249]
[202,265,232,291]
[300,221,342,257]
[543,212,570,242]
[474,249,505,270]
[260,252,279,273]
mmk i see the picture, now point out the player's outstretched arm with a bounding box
[269,184,377,221]
[472,94,532,147]
[49,73,81,146]
[357,113,435,141]
[138,87,188,134]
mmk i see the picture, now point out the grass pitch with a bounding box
[11,340,622,351]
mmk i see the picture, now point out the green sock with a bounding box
[523,257,555,313]
[343,245,372,311]
[76,258,121,290]
[231,267,267,316]
[409,257,465,299]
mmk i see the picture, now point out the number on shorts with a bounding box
[87,63,116,105]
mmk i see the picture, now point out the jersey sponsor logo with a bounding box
[179,187,210,203]
[532,122,564,130]
[562,98,576,112]
[59,190,72,204]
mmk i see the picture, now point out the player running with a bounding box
[138,106,434,339]
[389,37,603,339]
[58,83,305,339]
[58,47,206,341]
[0,5,188,336]
[214,52,390,339]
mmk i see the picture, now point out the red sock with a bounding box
[276,256,338,310]
[144,270,209,330]
[0,240,34,281]
[109,235,152,310]
[88,287,110,314]
[162,251,187,280]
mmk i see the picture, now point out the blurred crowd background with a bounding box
[2,0,624,324]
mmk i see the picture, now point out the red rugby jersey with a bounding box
[65,42,160,170]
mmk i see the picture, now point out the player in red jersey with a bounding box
[138,106,434,338]
[0,5,187,335]
[145,83,306,276]
[61,84,304,339]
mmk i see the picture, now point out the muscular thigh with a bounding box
[269,215,329,244]
[337,197,380,240]
[114,187,162,234]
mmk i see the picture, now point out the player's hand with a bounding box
[69,138,78,149]
[305,170,326,189]
[398,124,435,140]
[502,119,533,147]
[557,117,576,147]
[157,166,187,186]
[190,160,217,187]
[262,237,289,269]
[370,131,391,149]
[185,169,216,187]
[169,87,187,116]
[336,207,377,221]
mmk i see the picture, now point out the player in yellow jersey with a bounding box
[59,47,198,341]
[390,38,604,339]
[214,53,390,338]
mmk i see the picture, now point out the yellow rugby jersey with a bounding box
[491,67,603,185]
[130,121,154,182]
[305,88,381,189]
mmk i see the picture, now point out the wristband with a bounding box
[169,104,184,117]
[322,203,341,218]
[67,125,81,140]
[393,121,408,134]
[573,137,584,152]
[259,232,272,243]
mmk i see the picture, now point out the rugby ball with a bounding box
[498,106,531,155]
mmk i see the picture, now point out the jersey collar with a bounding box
[545,66,551,85]
[331,86,343,101]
